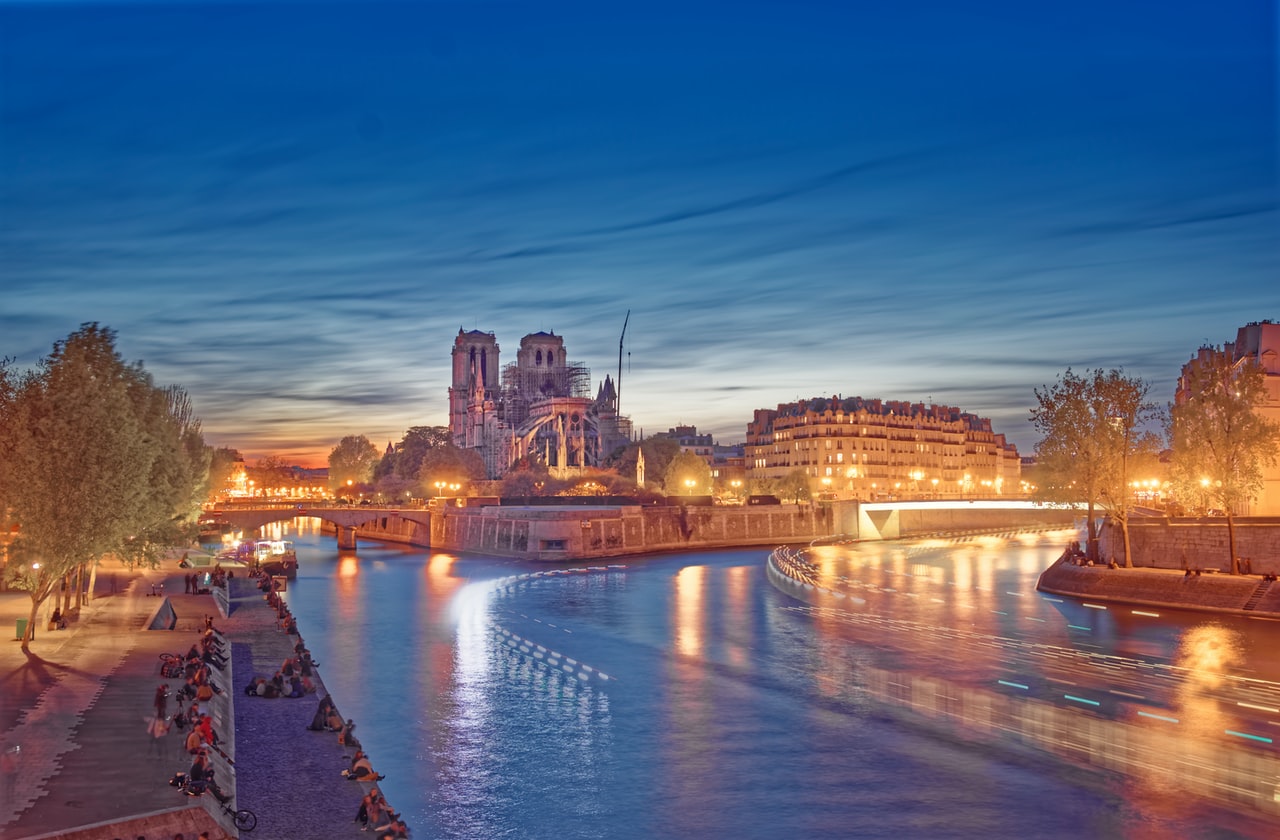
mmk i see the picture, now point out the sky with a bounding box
[1,1,1276,467]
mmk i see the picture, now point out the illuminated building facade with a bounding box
[745,396,1020,500]
[448,329,633,479]
[1176,320,1280,515]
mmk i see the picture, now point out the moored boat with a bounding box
[255,539,299,578]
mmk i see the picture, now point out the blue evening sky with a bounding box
[2,1,1275,465]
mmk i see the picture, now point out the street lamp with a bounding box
[684,478,696,494]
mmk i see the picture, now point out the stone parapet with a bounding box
[429,503,835,560]
[1099,517,1280,573]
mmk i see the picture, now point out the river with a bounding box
[254,520,1280,839]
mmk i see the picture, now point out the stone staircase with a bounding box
[1243,578,1273,611]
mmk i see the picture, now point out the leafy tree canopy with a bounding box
[1168,351,1280,571]
[382,426,453,480]
[417,443,486,495]
[328,434,380,490]
[1030,367,1158,562]
[662,450,713,495]
[775,468,812,503]
[0,324,209,647]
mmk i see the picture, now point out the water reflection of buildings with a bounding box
[767,540,1280,826]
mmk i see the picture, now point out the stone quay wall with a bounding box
[1036,556,1280,616]
[427,504,836,561]
[346,499,1078,560]
[1098,517,1280,574]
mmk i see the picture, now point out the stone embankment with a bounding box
[225,575,398,839]
[0,566,400,840]
[1036,554,1280,617]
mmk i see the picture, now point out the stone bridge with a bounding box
[209,504,431,549]
[211,498,1079,556]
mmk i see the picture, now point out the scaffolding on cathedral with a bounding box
[500,359,591,428]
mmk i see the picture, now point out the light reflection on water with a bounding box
[269,526,1279,839]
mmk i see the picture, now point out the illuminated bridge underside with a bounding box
[211,506,431,534]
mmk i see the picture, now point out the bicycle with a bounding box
[218,798,258,833]
[158,652,183,679]
[170,772,257,832]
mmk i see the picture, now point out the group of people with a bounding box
[256,569,300,635]
[355,786,409,837]
[244,618,319,700]
[182,562,230,594]
[303,695,406,836]
[148,622,233,807]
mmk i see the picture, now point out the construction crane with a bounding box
[617,309,630,416]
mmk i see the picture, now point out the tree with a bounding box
[247,455,292,496]
[111,382,211,582]
[775,468,812,504]
[612,437,680,490]
[384,426,453,481]
[1168,351,1280,573]
[0,324,207,650]
[1030,368,1157,563]
[417,444,486,495]
[1092,378,1162,567]
[328,435,380,491]
[500,467,549,498]
[207,448,243,500]
[662,451,712,495]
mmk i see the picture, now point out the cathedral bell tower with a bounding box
[448,329,499,446]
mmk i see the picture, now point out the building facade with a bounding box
[1176,321,1280,516]
[448,329,633,479]
[745,395,1020,500]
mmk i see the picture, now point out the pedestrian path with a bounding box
[1,567,228,839]
[1,561,388,839]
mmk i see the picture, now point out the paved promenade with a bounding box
[0,561,384,839]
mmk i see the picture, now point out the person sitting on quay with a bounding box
[343,749,382,781]
[202,627,226,654]
[372,810,409,839]
[355,786,387,830]
[287,673,313,698]
[187,749,232,804]
[200,634,228,669]
[176,674,200,704]
[309,694,338,730]
[196,712,218,748]
[49,607,67,630]
[184,725,204,756]
[339,718,360,749]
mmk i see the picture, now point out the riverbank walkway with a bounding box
[0,561,381,839]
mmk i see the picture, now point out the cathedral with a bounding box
[448,329,633,479]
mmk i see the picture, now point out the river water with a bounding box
[258,521,1280,839]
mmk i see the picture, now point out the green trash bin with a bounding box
[15,618,29,640]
